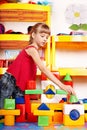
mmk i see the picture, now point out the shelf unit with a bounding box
[0,3,51,75]
[51,35,87,76]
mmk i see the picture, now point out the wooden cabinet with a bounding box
[0,3,51,75]
[51,35,87,76]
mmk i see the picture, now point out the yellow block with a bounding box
[0,68,7,74]
[0,109,20,115]
[49,103,64,110]
[31,102,50,113]
[85,113,87,122]
[34,110,54,116]
[63,115,84,126]
[84,104,87,110]
[5,115,15,126]
[31,103,41,113]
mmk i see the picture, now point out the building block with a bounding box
[38,103,50,110]
[41,73,47,80]
[34,110,54,116]
[85,113,87,122]
[5,115,15,126]
[53,111,63,124]
[56,89,68,95]
[25,89,43,94]
[0,109,20,115]
[26,112,38,122]
[0,109,20,126]
[63,115,84,126]
[63,73,72,81]
[38,116,49,126]
[68,94,79,104]
[16,104,26,122]
[26,80,40,100]
[4,99,15,109]
[41,94,64,103]
[24,95,31,113]
[84,104,87,111]
[45,88,55,94]
[63,104,84,126]
[41,80,60,90]
[31,102,41,113]
[49,103,64,110]
[26,80,36,89]
[15,96,25,104]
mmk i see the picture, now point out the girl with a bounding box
[0,23,76,111]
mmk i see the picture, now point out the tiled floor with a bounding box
[0,122,87,130]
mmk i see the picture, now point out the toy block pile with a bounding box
[0,98,20,126]
[0,73,86,127]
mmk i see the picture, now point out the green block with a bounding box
[25,89,43,94]
[38,116,49,126]
[4,99,15,109]
[63,73,72,81]
[56,89,68,95]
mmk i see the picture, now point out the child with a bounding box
[0,23,76,112]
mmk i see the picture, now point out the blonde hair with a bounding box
[29,23,50,44]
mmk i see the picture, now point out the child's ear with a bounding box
[32,32,35,38]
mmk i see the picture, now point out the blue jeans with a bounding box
[0,72,24,109]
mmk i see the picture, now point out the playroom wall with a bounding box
[0,0,87,99]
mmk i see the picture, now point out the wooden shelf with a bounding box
[0,34,29,49]
[51,35,87,76]
[54,35,87,50]
[0,3,50,23]
[58,68,87,76]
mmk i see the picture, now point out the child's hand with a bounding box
[60,84,76,95]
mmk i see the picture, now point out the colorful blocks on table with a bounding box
[0,109,20,126]
[25,89,43,94]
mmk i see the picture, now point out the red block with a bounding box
[26,80,36,89]
[63,81,73,87]
[26,113,38,122]
[41,73,47,80]
[16,104,26,122]
[25,95,31,113]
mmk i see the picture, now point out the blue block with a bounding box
[38,103,50,110]
[15,96,25,104]
[45,88,55,94]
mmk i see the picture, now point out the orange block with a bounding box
[53,111,63,124]
[0,109,20,115]
[5,115,15,126]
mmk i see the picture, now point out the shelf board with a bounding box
[53,36,87,50]
[0,3,50,22]
[0,34,29,49]
[58,67,87,76]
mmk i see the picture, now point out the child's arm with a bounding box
[26,47,76,95]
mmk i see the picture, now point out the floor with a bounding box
[0,122,87,130]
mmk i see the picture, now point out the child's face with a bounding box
[33,29,50,48]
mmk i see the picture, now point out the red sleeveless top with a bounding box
[7,46,37,91]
